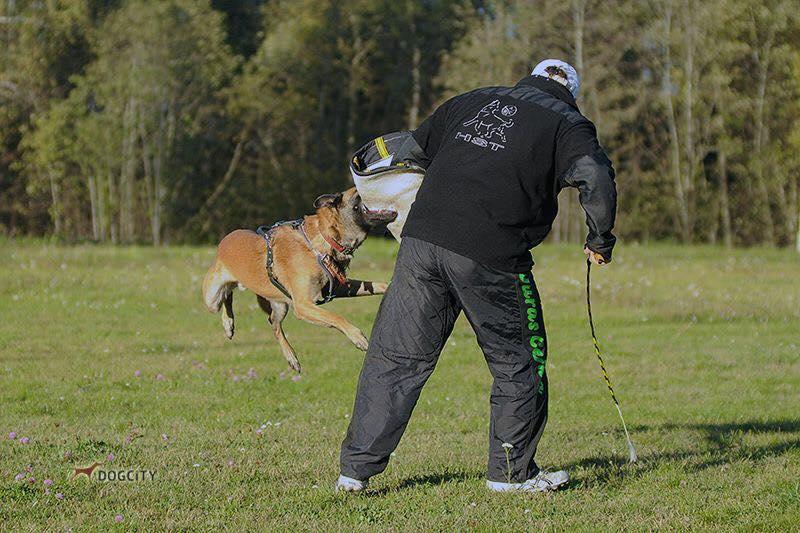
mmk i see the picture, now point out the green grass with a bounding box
[0,238,798,530]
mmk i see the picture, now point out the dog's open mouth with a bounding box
[361,204,398,223]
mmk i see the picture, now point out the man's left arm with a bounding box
[555,120,617,262]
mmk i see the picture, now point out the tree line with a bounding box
[1,0,798,250]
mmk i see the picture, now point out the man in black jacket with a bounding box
[338,59,617,493]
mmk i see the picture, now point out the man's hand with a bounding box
[584,246,610,266]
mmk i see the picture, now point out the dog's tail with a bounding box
[202,258,235,313]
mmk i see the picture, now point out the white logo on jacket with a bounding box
[460,99,517,148]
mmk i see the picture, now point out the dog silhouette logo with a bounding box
[71,462,102,480]
[463,99,517,143]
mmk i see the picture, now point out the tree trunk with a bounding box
[108,166,118,244]
[407,25,421,130]
[796,200,800,254]
[120,96,137,243]
[718,149,732,248]
[571,0,586,244]
[48,172,62,237]
[346,12,366,155]
[751,21,776,245]
[662,6,690,243]
[97,169,108,242]
[681,0,695,243]
[88,174,99,240]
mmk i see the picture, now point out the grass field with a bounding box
[1,237,798,530]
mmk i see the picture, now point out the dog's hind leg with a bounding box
[257,296,301,373]
[202,260,237,340]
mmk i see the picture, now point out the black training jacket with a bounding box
[403,75,617,273]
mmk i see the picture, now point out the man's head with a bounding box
[531,59,580,99]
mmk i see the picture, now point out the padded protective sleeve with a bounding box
[556,121,617,259]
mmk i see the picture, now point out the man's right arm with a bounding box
[409,98,453,168]
[555,119,618,262]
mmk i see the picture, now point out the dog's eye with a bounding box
[353,205,358,211]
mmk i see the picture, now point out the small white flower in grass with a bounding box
[524,509,531,514]
[501,443,514,483]
[14,473,24,481]
[469,502,477,508]
[193,463,200,468]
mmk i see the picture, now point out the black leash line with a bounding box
[586,258,638,463]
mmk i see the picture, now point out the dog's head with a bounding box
[313,187,397,255]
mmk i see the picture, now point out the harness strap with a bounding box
[299,223,347,303]
[257,218,346,304]
[257,221,300,301]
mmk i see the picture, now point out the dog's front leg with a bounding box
[292,299,369,351]
[332,279,388,298]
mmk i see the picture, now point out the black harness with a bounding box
[256,219,344,305]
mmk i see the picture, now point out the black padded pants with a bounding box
[340,237,548,483]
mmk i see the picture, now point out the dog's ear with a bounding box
[313,193,343,209]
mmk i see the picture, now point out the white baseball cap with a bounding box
[531,59,581,99]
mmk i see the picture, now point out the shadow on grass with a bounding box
[371,470,484,496]
[564,418,800,485]
[376,418,800,493]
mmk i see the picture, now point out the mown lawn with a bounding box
[0,238,798,530]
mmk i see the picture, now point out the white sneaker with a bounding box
[486,470,569,493]
[335,474,368,492]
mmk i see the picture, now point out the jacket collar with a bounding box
[515,75,578,109]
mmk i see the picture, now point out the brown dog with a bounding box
[202,187,396,372]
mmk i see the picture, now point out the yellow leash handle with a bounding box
[586,258,638,463]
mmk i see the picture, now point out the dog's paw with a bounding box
[223,321,235,340]
[288,358,302,373]
[372,282,388,294]
[352,331,369,351]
